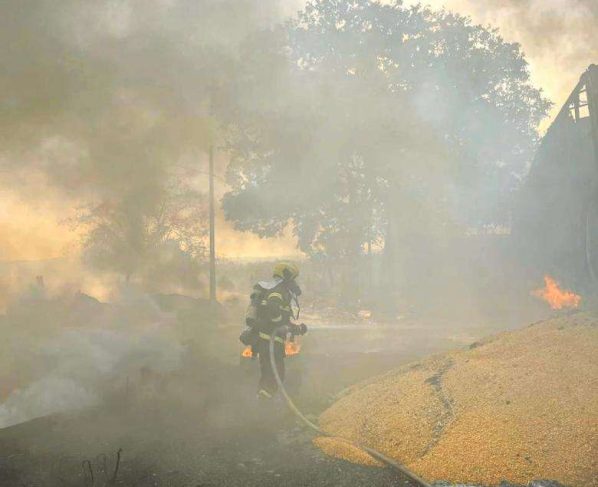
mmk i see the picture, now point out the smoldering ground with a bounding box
[0,280,497,487]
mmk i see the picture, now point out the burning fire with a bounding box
[532,275,581,310]
[241,339,302,358]
[285,340,301,356]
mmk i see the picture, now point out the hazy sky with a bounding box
[411,0,597,126]
[1,0,596,262]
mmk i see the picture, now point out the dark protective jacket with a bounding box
[257,283,293,331]
[245,278,301,345]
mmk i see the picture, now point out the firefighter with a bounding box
[241,262,308,399]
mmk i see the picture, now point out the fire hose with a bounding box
[268,327,432,487]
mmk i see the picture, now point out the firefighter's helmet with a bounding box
[273,261,299,281]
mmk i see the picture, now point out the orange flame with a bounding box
[532,275,581,310]
[241,340,302,358]
[285,340,301,356]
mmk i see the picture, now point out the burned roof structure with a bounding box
[514,65,598,290]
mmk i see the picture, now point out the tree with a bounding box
[0,0,273,295]
[77,181,207,291]
[223,0,551,301]
[224,0,550,245]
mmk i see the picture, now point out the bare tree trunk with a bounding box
[378,202,399,317]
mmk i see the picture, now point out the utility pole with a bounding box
[209,145,217,303]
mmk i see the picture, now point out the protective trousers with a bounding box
[256,338,285,395]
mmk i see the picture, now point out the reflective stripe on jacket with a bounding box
[261,288,293,326]
[258,331,285,344]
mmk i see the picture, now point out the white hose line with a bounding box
[268,329,432,487]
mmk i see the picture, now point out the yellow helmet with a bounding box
[273,261,299,281]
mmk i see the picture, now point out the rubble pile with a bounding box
[316,313,598,486]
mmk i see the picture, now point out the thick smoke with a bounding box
[0,326,184,428]
[0,0,284,153]
[0,0,285,244]
[0,0,287,429]
[0,0,291,285]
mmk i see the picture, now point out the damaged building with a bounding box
[514,64,598,291]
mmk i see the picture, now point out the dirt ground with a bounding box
[0,354,411,487]
[0,314,536,487]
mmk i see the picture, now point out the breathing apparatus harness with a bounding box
[240,276,302,349]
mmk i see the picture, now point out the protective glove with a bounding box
[297,323,308,335]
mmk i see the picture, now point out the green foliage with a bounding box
[223,0,552,258]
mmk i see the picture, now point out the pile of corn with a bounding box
[315,313,598,486]
[313,436,383,467]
